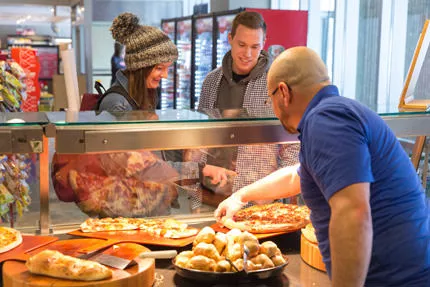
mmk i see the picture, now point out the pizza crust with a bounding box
[0,227,23,253]
[26,250,112,281]
[221,217,301,234]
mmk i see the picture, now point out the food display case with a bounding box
[1,109,430,286]
[0,109,428,232]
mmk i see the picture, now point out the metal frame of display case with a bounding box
[54,120,299,154]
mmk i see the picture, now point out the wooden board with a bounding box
[68,228,197,251]
[2,239,155,287]
[0,235,58,263]
[300,234,326,272]
[211,223,289,240]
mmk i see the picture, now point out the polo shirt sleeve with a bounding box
[303,106,375,201]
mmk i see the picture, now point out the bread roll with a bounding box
[26,250,112,281]
[193,226,215,246]
[177,250,194,259]
[271,254,286,266]
[174,256,189,268]
[244,240,259,257]
[213,232,227,255]
[238,231,258,245]
[250,253,274,269]
[186,255,216,271]
[193,242,221,261]
[233,258,244,271]
[215,260,231,272]
[226,228,242,243]
[260,241,278,258]
[226,242,242,261]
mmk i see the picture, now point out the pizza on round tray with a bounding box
[0,226,23,253]
[221,202,310,233]
[80,217,198,239]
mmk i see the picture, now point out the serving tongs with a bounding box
[242,245,250,274]
[225,245,250,274]
[78,248,177,269]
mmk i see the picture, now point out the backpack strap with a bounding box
[95,84,140,111]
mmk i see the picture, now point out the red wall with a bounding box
[246,8,308,51]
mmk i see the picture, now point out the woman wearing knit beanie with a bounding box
[98,12,178,112]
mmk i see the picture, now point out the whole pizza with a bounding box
[221,203,310,233]
[0,226,22,253]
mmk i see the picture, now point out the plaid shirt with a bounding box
[198,67,300,194]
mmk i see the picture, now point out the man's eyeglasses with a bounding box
[265,81,291,106]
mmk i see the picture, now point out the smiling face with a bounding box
[228,24,265,75]
[146,62,172,89]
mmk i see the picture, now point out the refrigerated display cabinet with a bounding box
[161,20,177,109]
[215,13,236,68]
[192,14,214,109]
[176,17,193,110]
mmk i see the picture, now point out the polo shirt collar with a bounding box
[297,85,339,134]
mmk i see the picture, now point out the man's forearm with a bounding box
[330,205,372,286]
[236,164,301,203]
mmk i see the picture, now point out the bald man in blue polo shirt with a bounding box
[215,47,430,286]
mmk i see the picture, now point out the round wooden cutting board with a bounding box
[2,239,155,287]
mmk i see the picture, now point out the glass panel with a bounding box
[355,0,382,111]
[194,17,213,109]
[404,0,430,79]
[40,109,430,126]
[405,1,430,102]
[0,112,48,126]
[176,19,192,110]
[1,153,39,230]
[45,109,285,126]
[320,0,335,81]
[161,21,176,109]
[50,142,301,222]
[216,14,236,68]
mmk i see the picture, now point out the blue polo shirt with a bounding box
[297,85,430,286]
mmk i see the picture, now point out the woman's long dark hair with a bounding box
[126,66,157,110]
[113,42,123,57]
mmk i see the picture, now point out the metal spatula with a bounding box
[92,250,178,270]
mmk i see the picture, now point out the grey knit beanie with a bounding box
[110,12,178,71]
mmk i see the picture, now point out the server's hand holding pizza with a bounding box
[214,192,247,222]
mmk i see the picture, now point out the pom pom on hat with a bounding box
[110,12,178,71]
[110,12,140,44]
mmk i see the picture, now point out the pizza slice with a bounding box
[69,170,113,217]
[0,226,22,253]
[26,250,112,281]
[80,217,138,233]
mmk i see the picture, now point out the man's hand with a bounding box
[202,164,231,187]
[214,192,247,222]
